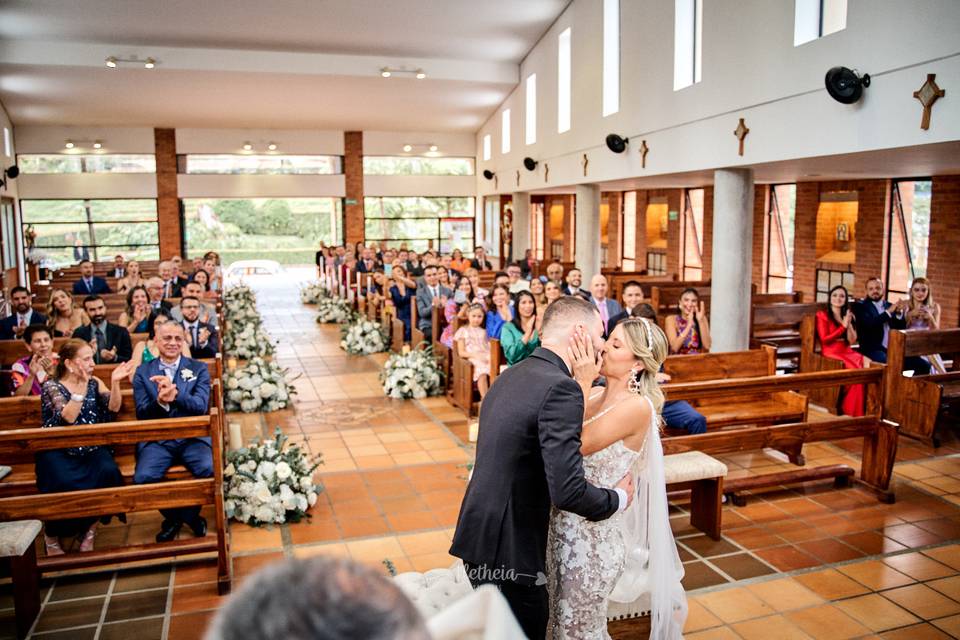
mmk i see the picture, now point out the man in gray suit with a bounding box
[415,265,453,335]
[589,274,623,337]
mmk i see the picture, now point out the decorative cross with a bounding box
[913,74,945,130]
[581,153,589,177]
[639,140,649,169]
[544,163,550,182]
[734,118,750,156]
[516,169,521,187]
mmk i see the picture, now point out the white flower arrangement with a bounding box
[380,347,444,399]
[26,249,49,266]
[224,429,323,526]
[340,316,388,355]
[223,285,276,359]
[316,296,354,324]
[300,281,332,304]
[225,356,297,413]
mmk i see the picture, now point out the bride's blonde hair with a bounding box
[618,318,669,414]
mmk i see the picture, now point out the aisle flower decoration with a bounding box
[300,281,331,304]
[224,429,322,526]
[225,357,297,413]
[316,296,354,324]
[223,284,276,359]
[340,316,388,355]
[381,346,444,399]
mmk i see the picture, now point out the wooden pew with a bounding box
[449,338,503,417]
[432,306,454,392]
[798,314,845,412]
[753,292,804,305]
[648,283,713,318]
[885,328,960,447]
[603,272,680,305]
[750,302,820,372]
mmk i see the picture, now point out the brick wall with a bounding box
[928,175,960,328]
[343,131,364,245]
[700,186,714,280]
[751,185,768,291]
[633,190,649,266]
[792,182,820,300]
[154,128,181,259]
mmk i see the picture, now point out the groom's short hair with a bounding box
[541,295,600,338]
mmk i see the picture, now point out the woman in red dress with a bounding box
[816,285,868,417]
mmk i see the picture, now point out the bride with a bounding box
[546,317,687,639]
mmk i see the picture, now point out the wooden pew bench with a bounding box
[885,328,960,447]
[0,519,42,639]
[750,302,819,372]
[449,338,503,417]
[664,451,727,540]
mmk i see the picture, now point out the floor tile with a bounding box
[112,566,171,593]
[681,536,742,559]
[924,545,960,571]
[754,545,821,572]
[731,614,814,640]
[33,598,106,633]
[927,575,960,602]
[794,569,871,600]
[167,610,215,640]
[682,561,730,591]
[881,583,960,620]
[745,578,824,612]
[684,599,723,633]
[47,573,112,602]
[879,623,955,640]
[931,614,960,638]
[697,587,775,624]
[709,554,776,581]
[833,594,920,632]
[882,552,956,581]
[837,560,915,591]
[104,589,168,622]
[785,604,872,640]
[99,616,164,640]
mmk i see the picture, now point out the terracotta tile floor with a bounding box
[7,279,960,639]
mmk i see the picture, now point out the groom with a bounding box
[450,295,633,639]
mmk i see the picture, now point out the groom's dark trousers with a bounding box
[450,348,619,640]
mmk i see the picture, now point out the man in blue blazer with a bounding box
[852,277,930,374]
[72,260,111,295]
[0,286,47,340]
[133,321,213,543]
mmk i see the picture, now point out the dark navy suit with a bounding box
[0,311,48,340]
[852,298,930,374]
[133,356,212,526]
[72,276,111,295]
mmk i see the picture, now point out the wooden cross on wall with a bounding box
[639,140,649,169]
[734,118,750,156]
[913,74,945,130]
[516,170,521,187]
[581,153,589,177]
[544,163,549,182]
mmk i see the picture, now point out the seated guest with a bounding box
[38,339,133,555]
[405,250,424,277]
[202,255,223,292]
[440,276,476,348]
[206,556,430,640]
[171,282,219,328]
[507,263,530,293]
[179,296,220,359]
[607,280,646,335]
[440,254,458,279]
[529,278,547,312]
[47,288,88,337]
[190,256,206,277]
[0,286,48,340]
[520,249,536,278]
[455,303,492,398]
[170,255,190,287]
[133,321,212,542]
[470,245,493,271]
[450,248,471,274]
[485,284,514,339]
[544,280,563,307]
[500,290,540,365]
[633,304,707,435]
[665,288,711,354]
[389,265,415,342]
[356,248,380,274]
[117,260,144,294]
[72,260,111,295]
[463,267,488,303]
[12,325,58,397]
[130,310,191,372]
[545,261,564,286]
[72,295,133,364]
[851,277,913,366]
[492,271,510,288]
[437,265,453,289]
[816,285,866,417]
[589,274,622,336]
[107,254,126,279]
[906,277,946,374]
[189,268,219,301]
[118,285,152,335]
[145,277,173,313]
[158,261,182,299]
[415,265,452,336]
[562,268,589,299]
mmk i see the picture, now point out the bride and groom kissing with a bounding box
[451,295,687,639]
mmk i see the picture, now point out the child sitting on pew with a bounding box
[454,303,492,398]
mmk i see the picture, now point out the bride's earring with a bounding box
[628,370,643,394]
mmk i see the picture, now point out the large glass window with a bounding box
[482,135,492,162]
[673,0,702,90]
[766,184,796,293]
[525,74,537,146]
[183,197,342,265]
[885,180,932,300]
[501,109,512,155]
[794,0,847,46]
[18,154,156,174]
[364,197,475,254]
[21,199,159,266]
[180,155,341,175]
[557,27,572,133]
[602,0,620,117]
[362,156,474,176]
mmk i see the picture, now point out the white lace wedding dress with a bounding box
[546,397,687,640]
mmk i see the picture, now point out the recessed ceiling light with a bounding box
[242,142,253,151]
[144,57,156,69]
[64,140,75,149]
[92,141,102,149]
[105,57,117,69]
[428,144,438,152]
[381,68,392,78]
[415,70,426,80]
[402,144,413,153]
[267,142,277,151]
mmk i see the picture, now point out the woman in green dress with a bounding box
[499,290,540,366]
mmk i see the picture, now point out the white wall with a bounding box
[0,102,17,200]
[15,126,155,153]
[175,128,343,155]
[476,0,960,195]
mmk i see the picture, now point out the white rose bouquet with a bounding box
[316,297,354,324]
[340,317,388,355]
[300,281,331,304]
[223,284,276,359]
[224,428,323,526]
[225,357,297,413]
[380,346,444,399]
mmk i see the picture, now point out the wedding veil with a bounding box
[608,396,688,639]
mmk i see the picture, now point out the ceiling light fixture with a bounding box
[415,70,427,80]
[92,141,103,149]
[105,55,159,69]
[380,67,427,79]
[381,68,392,78]
[428,144,438,152]
[242,142,253,151]
[402,144,413,153]
[267,142,278,151]
[144,57,156,69]
[64,140,75,149]
[105,56,118,69]
[401,143,440,154]
[63,138,108,150]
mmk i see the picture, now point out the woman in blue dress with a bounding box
[38,339,135,556]
[117,285,152,335]
[484,284,514,340]
[389,264,416,341]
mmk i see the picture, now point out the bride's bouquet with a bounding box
[340,317,388,355]
[316,297,354,324]
[380,347,443,399]
[224,429,322,526]
[300,281,331,304]
[224,357,297,413]
[223,284,276,359]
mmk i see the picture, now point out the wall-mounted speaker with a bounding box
[825,67,871,104]
[605,134,629,153]
[523,157,538,171]
[482,169,495,180]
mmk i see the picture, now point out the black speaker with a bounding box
[523,157,538,172]
[482,169,495,180]
[605,134,628,154]
[3,166,18,180]
[825,67,871,104]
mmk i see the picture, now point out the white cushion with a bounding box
[0,520,41,557]
[664,451,728,484]
[0,466,10,481]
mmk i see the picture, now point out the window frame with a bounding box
[178,154,342,175]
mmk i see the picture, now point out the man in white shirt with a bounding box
[562,268,588,299]
[507,264,530,294]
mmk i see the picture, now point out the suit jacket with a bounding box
[161,279,183,299]
[72,322,133,363]
[182,320,220,359]
[149,300,173,314]
[593,298,623,335]
[852,298,906,356]
[450,347,619,582]
[72,276,111,295]
[415,284,453,332]
[470,258,493,271]
[356,259,380,274]
[133,355,211,421]
[107,267,125,278]
[606,309,630,336]
[562,285,591,300]
[0,311,48,340]
[170,303,220,329]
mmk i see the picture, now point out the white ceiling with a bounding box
[0,0,569,130]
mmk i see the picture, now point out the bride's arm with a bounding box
[581,395,651,456]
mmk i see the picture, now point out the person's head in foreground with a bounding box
[205,556,430,640]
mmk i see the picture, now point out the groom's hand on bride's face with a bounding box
[615,472,635,507]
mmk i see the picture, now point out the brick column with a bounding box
[852,180,890,290]
[634,190,649,269]
[792,182,820,301]
[343,131,364,245]
[154,128,181,259]
[928,175,960,328]
[665,190,681,277]
[701,186,714,280]
[604,191,622,269]
[751,185,768,291]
